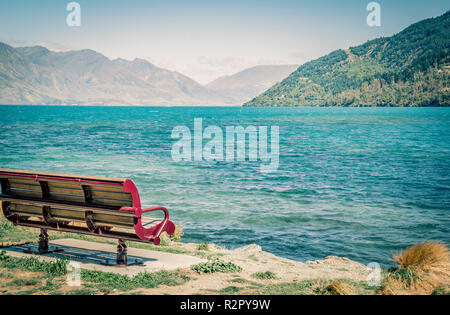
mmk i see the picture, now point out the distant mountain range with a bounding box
[0,43,298,106]
[0,43,226,106]
[206,65,298,104]
[245,11,450,107]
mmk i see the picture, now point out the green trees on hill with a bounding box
[325,65,449,107]
[245,11,450,107]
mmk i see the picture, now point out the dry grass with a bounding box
[324,281,354,295]
[394,242,449,272]
[310,280,355,295]
[381,271,438,295]
[382,242,449,295]
[169,225,184,242]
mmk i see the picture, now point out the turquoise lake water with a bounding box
[0,106,449,265]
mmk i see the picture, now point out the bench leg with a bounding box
[38,228,49,253]
[117,239,127,265]
[22,228,63,255]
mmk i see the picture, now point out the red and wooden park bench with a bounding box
[0,168,175,265]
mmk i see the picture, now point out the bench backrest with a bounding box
[0,168,175,245]
[0,168,144,240]
[0,168,133,208]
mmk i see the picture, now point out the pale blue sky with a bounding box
[0,0,448,83]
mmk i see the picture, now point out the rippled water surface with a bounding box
[0,106,449,265]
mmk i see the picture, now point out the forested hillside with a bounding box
[245,11,450,107]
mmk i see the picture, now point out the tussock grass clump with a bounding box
[322,281,354,295]
[431,286,449,295]
[394,242,449,272]
[169,225,184,242]
[252,271,277,280]
[382,242,449,295]
[191,259,242,274]
[381,272,436,295]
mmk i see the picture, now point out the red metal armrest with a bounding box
[120,206,175,245]
[121,179,176,245]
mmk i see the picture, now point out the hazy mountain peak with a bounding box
[206,64,299,104]
[0,42,17,55]
[112,57,129,63]
[19,45,50,54]
[133,57,149,64]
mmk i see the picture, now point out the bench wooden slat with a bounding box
[48,194,85,203]
[1,197,135,217]
[48,187,85,197]
[0,168,127,183]
[9,203,42,216]
[8,180,41,187]
[89,184,129,193]
[90,190,132,200]
[4,202,139,229]
[8,188,42,198]
[89,197,133,207]
[9,184,42,192]
[49,208,86,221]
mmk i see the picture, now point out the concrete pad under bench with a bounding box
[2,238,207,276]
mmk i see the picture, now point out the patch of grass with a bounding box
[0,217,38,244]
[219,286,242,294]
[4,278,41,287]
[47,230,93,241]
[195,252,225,260]
[248,255,258,262]
[16,289,37,295]
[252,271,277,280]
[256,279,376,295]
[229,278,254,284]
[197,242,209,251]
[120,291,144,295]
[191,259,242,274]
[66,289,98,295]
[0,217,15,234]
[386,267,421,286]
[257,280,316,295]
[0,251,68,277]
[381,268,435,295]
[38,278,62,292]
[81,269,190,292]
[0,271,13,278]
[124,241,189,255]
